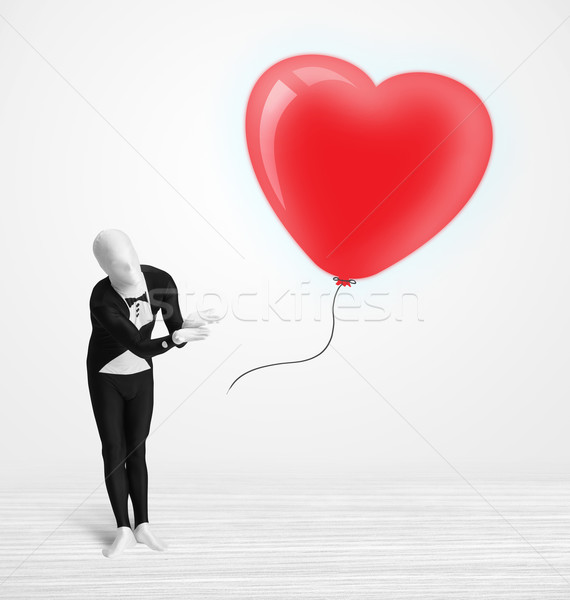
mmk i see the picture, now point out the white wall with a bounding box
[0,0,568,482]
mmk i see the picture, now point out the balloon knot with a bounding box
[333,277,357,287]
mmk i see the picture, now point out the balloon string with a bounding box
[227,281,349,394]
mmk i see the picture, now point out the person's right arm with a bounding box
[92,304,180,358]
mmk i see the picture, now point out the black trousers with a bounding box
[87,368,154,528]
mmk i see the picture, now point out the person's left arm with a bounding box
[159,272,188,348]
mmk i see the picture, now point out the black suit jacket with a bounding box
[87,264,187,374]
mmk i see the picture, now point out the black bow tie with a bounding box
[124,292,148,308]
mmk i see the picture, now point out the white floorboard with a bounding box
[0,469,568,599]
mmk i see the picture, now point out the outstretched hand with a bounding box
[172,326,210,344]
[183,308,222,328]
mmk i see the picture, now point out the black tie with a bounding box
[124,292,148,308]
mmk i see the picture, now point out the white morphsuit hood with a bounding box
[93,229,145,297]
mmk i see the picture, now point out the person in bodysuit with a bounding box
[87,229,218,558]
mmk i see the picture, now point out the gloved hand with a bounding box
[182,308,222,328]
[172,326,210,344]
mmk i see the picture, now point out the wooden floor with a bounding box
[0,469,569,599]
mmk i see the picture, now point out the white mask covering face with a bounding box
[92,229,145,297]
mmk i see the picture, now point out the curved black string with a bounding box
[227,282,348,393]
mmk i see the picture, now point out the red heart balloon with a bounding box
[246,55,493,280]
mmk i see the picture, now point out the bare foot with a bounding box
[134,522,168,551]
[102,526,137,558]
